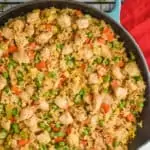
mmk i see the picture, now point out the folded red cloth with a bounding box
[121,0,150,68]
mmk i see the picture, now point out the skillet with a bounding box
[0,0,149,149]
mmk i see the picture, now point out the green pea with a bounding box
[11,107,18,117]
[99,120,104,127]
[11,123,20,134]
[0,129,7,139]
[86,32,93,38]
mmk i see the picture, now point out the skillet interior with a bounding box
[0,0,150,149]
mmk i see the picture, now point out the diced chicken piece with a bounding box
[125,62,140,77]
[84,48,93,60]
[13,48,30,64]
[2,27,14,40]
[25,115,39,132]
[0,76,7,90]
[57,14,71,28]
[59,112,73,125]
[112,66,124,80]
[41,47,51,61]
[36,32,53,45]
[67,130,79,147]
[76,18,89,29]
[101,45,112,58]
[11,139,17,149]
[55,97,68,109]
[89,73,99,84]
[19,92,30,104]
[38,100,49,111]
[97,65,107,77]
[27,10,40,24]
[25,85,34,96]
[37,131,51,144]
[115,87,128,99]
[10,19,24,32]
[15,33,28,48]
[49,146,55,150]
[62,44,73,55]
[24,24,34,36]
[1,119,11,131]
[91,115,98,126]
[19,107,35,121]
[93,94,102,113]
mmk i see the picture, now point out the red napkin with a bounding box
[120,0,150,68]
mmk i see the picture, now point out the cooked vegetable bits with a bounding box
[0,8,145,149]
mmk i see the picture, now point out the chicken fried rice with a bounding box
[0,8,146,150]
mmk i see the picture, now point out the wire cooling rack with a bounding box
[0,0,124,14]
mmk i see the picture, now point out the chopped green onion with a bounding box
[3,86,10,94]
[43,89,58,98]
[38,122,51,131]
[16,70,24,84]
[32,93,39,101]
[112,40,123,49]
[8,59,17,70]
[20,131,28,139]
[2,72,9,80]
[39,144,48,150]
[99,120,104,127]
[34,52,41,63]
[11,107,18,117]
[119,101,126,109]
[133,76,141,82]
[103,58,110,65]
[56,43,64,51]
[35,72,44,89]
[48,71,57,79]
[113,140,120,148]
[129,52,136,61]
[0,129,7,139]
[54,131,65,137]
[11,123,20,134]
[93,57,103,64]
[65,55,76,68]
[113,56,121,63]
[82,127,90,136]
[52,105,59,111]
[103,88,109,93]
[138,102,144,108]
[103,74,111,83]
[86,32,93,38]
[74,88,86,104]
[55,122,61,128]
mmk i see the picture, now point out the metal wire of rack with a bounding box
[0,0,124,14]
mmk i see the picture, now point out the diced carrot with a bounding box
[11,85,22,95]
[101,103,110,113]
[103,27,110,34]
[118,60,125,68]
[57,74,67,88]
[80,140,88,146]
[81,63,86,71]
[97,37,105,44]
[54,137,64,143]
[106,32,114,42]
[28,42,37,50]
[10,117,16,123]
[82,119,90,126]
[8,45,18,53]
[28,50,35,60]
[85,38,91,44]
[18,139,29,147]
[111,80,119,88]
[51,124,60,132]
[126,113,135,122]
[35,61,46,70]
[45,24,51,31]
[65,126,72,135]
[0,65,5,73]
[75,10,83,17]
